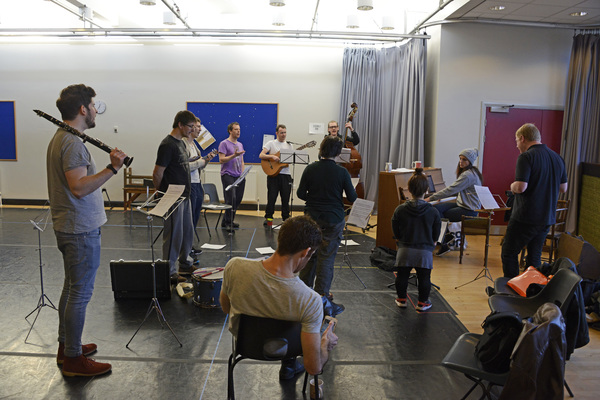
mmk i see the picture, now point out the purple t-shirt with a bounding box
[218,139,244,177]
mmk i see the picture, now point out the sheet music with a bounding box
[226,166,252,192]
[198,124,216,150]
[347,198,375,229]
[334,148,351,163]
[280,149,309,164]
[438,220,448,243]
[262,134,275,148]
[474,185,501,210]
[256,246,276,255]
[149,184,185,217]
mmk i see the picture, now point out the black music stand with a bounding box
[126,187,184,348]
[271,149,310,229]
[224,166,252,258]
[25,207,58,343]
[340,199,375,289]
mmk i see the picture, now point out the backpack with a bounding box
[369,246,397,272]
[475,311,523,373]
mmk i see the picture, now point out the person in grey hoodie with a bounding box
[426,147,483,255]
[391,168,441,311]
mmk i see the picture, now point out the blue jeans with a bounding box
[433,201,477,222]
[55,228,101,358]
[299,219,345,295]
[501,219,550,278]
[190,182,204,232]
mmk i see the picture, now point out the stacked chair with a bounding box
[443,264,583,399]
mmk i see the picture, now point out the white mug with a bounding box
[412,160,422,169]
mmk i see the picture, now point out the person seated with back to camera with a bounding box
[392,168,441,311]
[219,215,339,380]
[425,148,482,255]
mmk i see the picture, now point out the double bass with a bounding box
[342,103,364,199]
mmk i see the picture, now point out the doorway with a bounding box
[480,105,563,225]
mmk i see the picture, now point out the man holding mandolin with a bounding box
[259,124,294,226]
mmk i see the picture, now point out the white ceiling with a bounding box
[0,0,598,43]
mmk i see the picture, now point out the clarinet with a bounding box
[34,109,133,167]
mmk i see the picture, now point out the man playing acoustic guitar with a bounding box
[259,124,294,226]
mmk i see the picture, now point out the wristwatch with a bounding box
[106,164,118,175]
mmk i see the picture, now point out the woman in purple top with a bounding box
[218,122,246,229]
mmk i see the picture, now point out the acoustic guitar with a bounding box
[261,140,316,176]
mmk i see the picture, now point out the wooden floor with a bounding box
[347,213,599,400]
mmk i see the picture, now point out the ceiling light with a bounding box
[140,0,156,5]
[357,0,373,11]
[269,0,285,6]
[570,11,588,17]
[347,15,359,29]
[272,13,285,26]
[381,16,394,31]
[164,12,176,25]
[489,6,506,11]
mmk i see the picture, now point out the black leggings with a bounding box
[395,267,432,303]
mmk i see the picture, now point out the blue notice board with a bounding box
[0,101,17,160]
[187,102,278,164]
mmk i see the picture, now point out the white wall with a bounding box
[0,42,343,205]
[429,23,573,183]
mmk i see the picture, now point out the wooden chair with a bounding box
[122,167,155,211]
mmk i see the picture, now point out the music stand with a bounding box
[273,149,310,229]
[126,185,185,348]
[24,207,58,343]
[224,166,252,258]
[341,199,375,289]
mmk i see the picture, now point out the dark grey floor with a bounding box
[0,207,472,399]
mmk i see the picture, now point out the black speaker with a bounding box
[109,260,171,300]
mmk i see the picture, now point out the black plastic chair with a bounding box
[441,332,510,400]
[488,267,582,319]
[227,314,318,400]
[493,257,576,296]
[202,183,232,233]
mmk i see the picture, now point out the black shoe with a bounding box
[279,358,305,380]
[485,286,496,297]
[322,295,345,317]
[435,244,451,256]
[231,222,240,228]
[190,248,203,256]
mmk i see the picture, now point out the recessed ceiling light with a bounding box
[357,0,373,11]
[347,15,359,29]
[269,0,285,6]
[489,6,506,11]
[570,11,588,17]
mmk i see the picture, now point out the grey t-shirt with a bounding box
[221,257,323,336]
[46,129,107,234]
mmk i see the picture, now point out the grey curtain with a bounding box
[561,32,600,231]
[338,39,427,206]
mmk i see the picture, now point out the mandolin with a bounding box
[261,140,316,176]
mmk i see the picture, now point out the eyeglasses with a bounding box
[185,124,195,129]
[329,126,338,129]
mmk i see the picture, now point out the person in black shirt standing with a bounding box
[501,123,568,278]
[297,136,357,316]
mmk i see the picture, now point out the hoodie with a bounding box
[391,199,441,252]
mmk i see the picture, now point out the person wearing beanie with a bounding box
[426,147,483,255]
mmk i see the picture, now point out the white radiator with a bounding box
[203,166,258,203]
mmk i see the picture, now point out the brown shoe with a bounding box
[62,354,111,377]
[170,273,187,283]
[57,342,98,364]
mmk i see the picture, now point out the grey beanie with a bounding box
[459,148,478,165]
